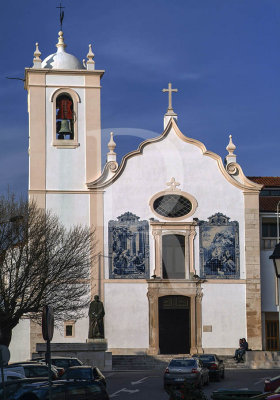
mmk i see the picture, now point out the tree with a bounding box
[0,193,95,347]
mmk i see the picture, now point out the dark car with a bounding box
[0,379,109,400]
[33,356,83,377]
[61,366,106,387]
[164,357,209,391]
[6,363,59,380]
[265,375,280,392]
[194,354,225,381]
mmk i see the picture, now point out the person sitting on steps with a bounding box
[234,338,248,363]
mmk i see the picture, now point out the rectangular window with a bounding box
[64,321,75,338]
[262,223,277,238]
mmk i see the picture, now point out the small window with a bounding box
[56,94,74,140]
[262,223,277,238]
[64,320,75,338]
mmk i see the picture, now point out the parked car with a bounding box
[265,376,280,392]
[0,379,109,400]
[0,370,25,382]
[6,363,59,380]
[61,366,106,387]
[164,357,209,391]
[34,356,83,374]
[193,354,225,381]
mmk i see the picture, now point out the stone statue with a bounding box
[88,295,105,339]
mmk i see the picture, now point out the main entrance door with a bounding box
[158,295,190,354]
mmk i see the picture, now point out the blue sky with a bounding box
[0,0,279,196]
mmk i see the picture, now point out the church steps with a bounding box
[112,355,248,370]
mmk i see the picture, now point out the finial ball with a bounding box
[59,31,63,36]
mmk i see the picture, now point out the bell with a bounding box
[58,119,72,139]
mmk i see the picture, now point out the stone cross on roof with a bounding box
[166,177,180,191]
[162,82,178,114]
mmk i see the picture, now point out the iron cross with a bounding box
[57,2,65,31]
[162,83,178,112]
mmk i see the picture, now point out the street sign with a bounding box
[42,305,54,341]
[0,345,10,366]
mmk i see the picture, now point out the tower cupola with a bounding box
[41,31,84,70]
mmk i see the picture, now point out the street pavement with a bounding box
[104,368,280,400]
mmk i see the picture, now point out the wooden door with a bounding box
[266,320,279,351]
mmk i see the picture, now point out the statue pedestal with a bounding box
[86,338,107,351]
[35,340,112,371]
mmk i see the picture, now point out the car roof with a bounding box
[67,365,92,369]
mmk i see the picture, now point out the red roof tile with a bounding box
[247,177,280,187]
[260,197,280,212]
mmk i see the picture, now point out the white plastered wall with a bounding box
[201,283,246,349]
[104,283,149,349]
[10,319,30,362]
[103,126,246,350]
[45,75,86,191]
[46,193,90,229]
[46,193,90,342]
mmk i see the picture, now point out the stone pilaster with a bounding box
[244,191,262,350]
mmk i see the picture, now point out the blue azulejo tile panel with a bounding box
[108,212,150,279]
[199,213,240,279]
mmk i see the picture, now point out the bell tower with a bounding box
[25,31,104,208]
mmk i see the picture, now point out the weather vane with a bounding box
[57,2,65,31]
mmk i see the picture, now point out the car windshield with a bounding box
[52,359,70,369]
[66,369,91,379]
[169,360,196,367]
[199,356,215,362]
[69,359,82,367]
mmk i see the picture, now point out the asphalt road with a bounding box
[104,369,280,400]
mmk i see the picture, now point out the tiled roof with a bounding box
[259,197,280,212]
[247,177,280,187]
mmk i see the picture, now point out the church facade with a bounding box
[10,31,280,361]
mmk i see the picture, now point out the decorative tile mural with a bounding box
[199,213,240,279]
[108,212,149,279]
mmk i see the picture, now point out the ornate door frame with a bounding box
[147,280,203,355]
[151,221,197,279]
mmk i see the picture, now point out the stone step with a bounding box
[112,355,248,370]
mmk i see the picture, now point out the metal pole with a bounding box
[46,340,52,400]
[0,350,6,400]
[277,201,280,244]
[98,253,101,298]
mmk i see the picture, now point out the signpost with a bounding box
[42,305,54,400]
[0,345,10,400]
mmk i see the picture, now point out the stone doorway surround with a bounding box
[147,279,203,355]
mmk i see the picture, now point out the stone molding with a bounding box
[151,221,197,278]
[146,280,203,355]
[87,118,263,192]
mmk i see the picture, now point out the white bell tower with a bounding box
[25,31,104,209]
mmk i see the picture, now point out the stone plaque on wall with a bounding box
[199,213,240,279]
[108,212,149,279]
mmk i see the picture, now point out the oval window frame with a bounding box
[149,190,198,221]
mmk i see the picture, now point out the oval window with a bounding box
[153,194,192,218]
